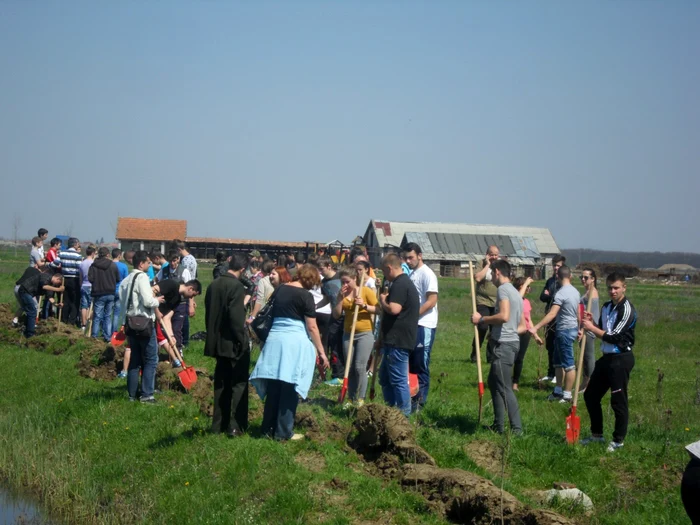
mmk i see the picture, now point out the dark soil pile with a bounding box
[350,404,436,471]
[77,342,125,381]
[349,404,573,525]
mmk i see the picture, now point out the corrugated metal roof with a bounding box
[369,220,560,255]
[400,231,541,267]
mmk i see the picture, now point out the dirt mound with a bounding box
[465,440,508,476]
[350,405,573,525]
[187,372,214,417]
[350,404,436,468]
[77,343,125,381]
[294,410,350,444]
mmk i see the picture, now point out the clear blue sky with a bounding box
[1,1,698,252]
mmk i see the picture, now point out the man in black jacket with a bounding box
[581,273,637,453]
[539,254,566,383]
[89,247,121,341]
[15,268,64,338]
[204,253,249,437]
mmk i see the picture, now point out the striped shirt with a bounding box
[57,248,83,278]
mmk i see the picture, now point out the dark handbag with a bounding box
[251,289,277,343]
[124,273,154,337]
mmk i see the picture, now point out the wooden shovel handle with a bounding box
[572,293,595,408]
[468,262,484,386]
[341,274,366,382]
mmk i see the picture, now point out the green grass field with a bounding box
[0,254,696,524]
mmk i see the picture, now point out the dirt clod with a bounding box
[350,404,436,467]
[464,440,507,476]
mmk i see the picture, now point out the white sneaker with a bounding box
[559,397,572,404]
[356,399,365,408]
[539,376,551,382]
[550,377,557,384]
[580,435,605,446]
[290,433,305,441]
[607,441,624,453]
[12,317,19,327]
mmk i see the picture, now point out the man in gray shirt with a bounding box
[531,265,581,402]
[471,259,525,434]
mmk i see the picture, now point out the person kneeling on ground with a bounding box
[471,260,527,434]
[204,254,250,437]
[14,268,64,338]
[250,264,330,440]
[580,272,637,453]
[118,250,165,404]
[378,253,419,417]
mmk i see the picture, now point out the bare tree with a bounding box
[12,213,21,257]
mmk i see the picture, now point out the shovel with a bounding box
[468,262,485,423]
[368,285,385,401]
[111,329,127,347]
[338,274,366,404]
[56,293,63,333]
[160,322,197,391]
[85,300,94,337]
[566,293,595,444]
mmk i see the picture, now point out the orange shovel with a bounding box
[468,262,485,423]
[160,322,197,391]
[566,293,595,444]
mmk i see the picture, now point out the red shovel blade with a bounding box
[178,362,197,391]
[566,406,580,444]
[409,373,420,398]
[110,331,127,347]
[338,378,349,403]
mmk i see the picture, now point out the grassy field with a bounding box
[0,253,696,524]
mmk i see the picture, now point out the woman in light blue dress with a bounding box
[250,264,329,440]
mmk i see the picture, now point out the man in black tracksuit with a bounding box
[581,272,637,452]
[539,254,566,381]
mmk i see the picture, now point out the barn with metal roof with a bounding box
[363,220,561,278]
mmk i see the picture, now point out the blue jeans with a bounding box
[18,291,38,338]
[379,346,411,416]
[409,326,436,411]
[260,379,299,440]
[554,328,578,372]
[112,293,121,331]
[126,329,158,399]
[183,314,190,346]
[91,295,114,341]
[80,287,92,310]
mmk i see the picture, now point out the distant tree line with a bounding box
[562,249,700,269]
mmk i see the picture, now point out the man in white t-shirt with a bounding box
[404,242,438,413]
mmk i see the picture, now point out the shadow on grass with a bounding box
[148,424,273,450]
[428,412,479,434]
[75,384,126,403]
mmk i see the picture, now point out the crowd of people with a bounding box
[10,228,700,523]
